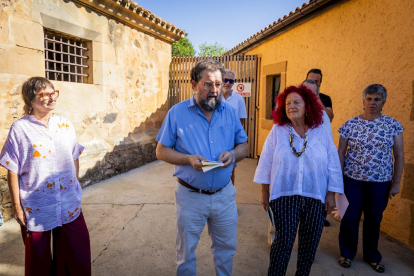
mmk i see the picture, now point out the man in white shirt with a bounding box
[222,69,247,125]
[303,77,334,227]
[222,69,248,185]
[306,68,334,122]
[302,79,333,140]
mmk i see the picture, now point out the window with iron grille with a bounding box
[44,30,91,83]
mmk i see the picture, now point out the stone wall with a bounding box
[245,0,414,247]
[0,0,175,222]
[0,176,12,222]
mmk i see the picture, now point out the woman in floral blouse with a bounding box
[0,77,91,275]
[338,84,404,273]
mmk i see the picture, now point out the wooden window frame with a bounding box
[260,61,287,130]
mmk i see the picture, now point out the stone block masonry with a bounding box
[0,0,182,223]
[81,141,157,187]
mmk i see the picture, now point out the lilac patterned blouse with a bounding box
[0,115,84,231]
[339,115,403,182]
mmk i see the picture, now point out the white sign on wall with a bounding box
[234,83,251,97]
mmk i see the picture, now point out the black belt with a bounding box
[177,178,226,195]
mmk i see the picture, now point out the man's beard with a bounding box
[197,92,222,112]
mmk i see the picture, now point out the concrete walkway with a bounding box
[1,159,414,275]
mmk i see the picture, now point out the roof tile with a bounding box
[110,1,185,38]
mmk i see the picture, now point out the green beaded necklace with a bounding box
[289,124,308,157]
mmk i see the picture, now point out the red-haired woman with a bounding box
[254,85,344,275]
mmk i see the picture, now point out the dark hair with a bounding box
[273,85,323,128]
[362,84,387,101]
[190,59,225,83]
[306,68,323,83]
[21,77,54,115]
[302,79,320,95]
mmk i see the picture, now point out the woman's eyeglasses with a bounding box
[38,90,59,101]
[224,78,235,84]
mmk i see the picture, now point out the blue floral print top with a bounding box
[339,115,403,182]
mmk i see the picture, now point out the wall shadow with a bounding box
[0,101,168,224]
[79,101,169,187]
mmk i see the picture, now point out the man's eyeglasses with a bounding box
[200,81,223,90]
[224,78,235,84]
[38,90,59,101]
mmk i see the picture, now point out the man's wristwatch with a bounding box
[230,150,236,164]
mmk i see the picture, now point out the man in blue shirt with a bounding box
[222,69,248,186]
[222,69,247,125]
[156,59,248,276]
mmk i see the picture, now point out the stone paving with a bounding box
[1,159,414,275]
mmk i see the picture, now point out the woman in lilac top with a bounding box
[337,84,404,273]
[0,77,91,275]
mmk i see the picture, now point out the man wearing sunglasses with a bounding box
[156,60,248,275]
[222,69,247,125]
[221,69,247,186]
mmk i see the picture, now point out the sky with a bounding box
[137,0,308,53]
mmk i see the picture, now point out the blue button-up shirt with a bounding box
[156,97,248,190]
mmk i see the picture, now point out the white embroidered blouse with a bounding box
[254,124,344,203]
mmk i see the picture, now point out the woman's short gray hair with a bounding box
[362,84,387,101]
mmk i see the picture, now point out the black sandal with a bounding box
[338,257,351,268]
[370,263,385,273]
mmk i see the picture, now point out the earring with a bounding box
[29,106,33,114]
[305,113,308,117]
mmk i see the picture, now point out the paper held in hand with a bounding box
[336,193,349,219]
[266,206,274,226]
[201,160,224,172]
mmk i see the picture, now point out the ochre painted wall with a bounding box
[246,0,414,247]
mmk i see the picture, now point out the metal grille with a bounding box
[44,30,89,83]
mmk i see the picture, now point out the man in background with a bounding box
[307,68,334,122]
[302,79,333,139]
[222,69,247,125]
[222,69,248,185]
[307,68,334,227]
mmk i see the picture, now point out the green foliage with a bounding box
[198,42,228,57]
[172,33,196,57]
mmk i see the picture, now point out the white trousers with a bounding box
[175,181,238,276]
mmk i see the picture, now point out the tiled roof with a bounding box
[115,0,185,37]
[225,0,338,55]
[74,0,185,43]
